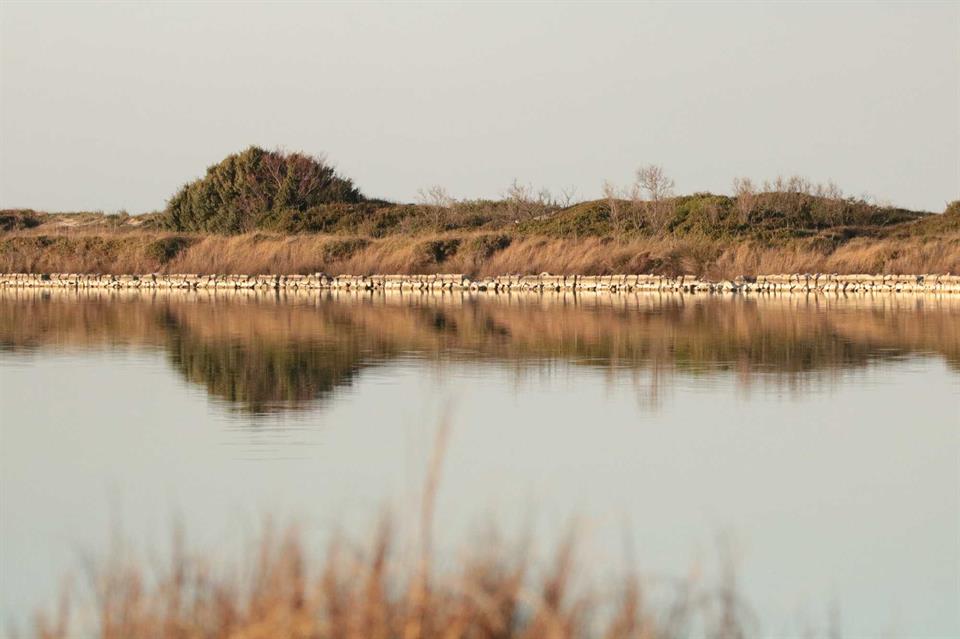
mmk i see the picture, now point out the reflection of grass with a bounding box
[2,290,958,412]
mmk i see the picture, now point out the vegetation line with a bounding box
[3,147,958,277]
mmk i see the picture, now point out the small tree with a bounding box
[558,186,578,208]
[602,180,630,237]
[634,165,675,233]
[416,185,455,230]
[732,177,756,224]
[813,180,846,225]
[504,179,554,221]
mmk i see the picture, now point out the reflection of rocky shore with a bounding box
[2,288,958,413]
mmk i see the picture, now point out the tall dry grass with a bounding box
[707,237,960,279]
[25,419,753,639]
[3,230,959,278]
[28,522,753,639]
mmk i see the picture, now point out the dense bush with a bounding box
[321,238,370,263]
[465,233,512,259]
[145,236,194,264]
[264,202,407,237]
[515,192,929,241]
[165,147,363,233]
[416,239,461,264]
[891,200,960,238]
[517,200,613,237]
[263,200,520,237]
[0,210,42,231]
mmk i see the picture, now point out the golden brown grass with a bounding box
[28,521,753,639]
[26,418,752,639]
[2,229,959,278]
[706,236,960,278]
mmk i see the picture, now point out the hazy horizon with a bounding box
[1,2,958,213]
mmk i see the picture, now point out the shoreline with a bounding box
[2,272,959,293]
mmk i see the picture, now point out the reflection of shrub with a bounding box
[418,239,461,264]
[146,236,193,264]
[165,324,374,414]
[321,238,369,263]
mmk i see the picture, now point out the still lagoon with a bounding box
[1,289,957,636]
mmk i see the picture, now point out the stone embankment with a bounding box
[2,272,960,293]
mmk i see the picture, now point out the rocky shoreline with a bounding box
[2,272,959,293]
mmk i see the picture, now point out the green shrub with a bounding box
[669,195,739,237]
[321,238,369,263]
[893,202,960,237]
[262,202,411,238]
[517,200,612,237]
[165,147,363,234]
[146,236,194,264]
[465,233,512,259]
[417,239,461,264]
[0,209,42,231]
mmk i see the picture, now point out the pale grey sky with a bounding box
[1,1,957,213]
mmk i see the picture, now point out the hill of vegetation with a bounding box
[2,149,958,276]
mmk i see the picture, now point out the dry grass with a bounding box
[707,237,960,278]
[25,418,752,639]
[27,521,752,639]
[2,230,959,278]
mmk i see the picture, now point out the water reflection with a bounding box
[2,288,958,413]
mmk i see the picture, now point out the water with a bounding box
[1,289,958,637]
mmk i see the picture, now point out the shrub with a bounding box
[517,200,613,237]
[146,236,194,264]
[417,239,461,264]
[321,238,369,263]
[447,199,515,230]
[465,233,512,259]
[0,209,42,231]
[165,147,363,234]
[669,195,739,237]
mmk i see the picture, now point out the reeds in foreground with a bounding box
[26,420,756,639]
[28,521,756,639]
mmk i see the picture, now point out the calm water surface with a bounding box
[1,289,958,637]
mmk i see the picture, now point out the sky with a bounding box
[1,1,957,213]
